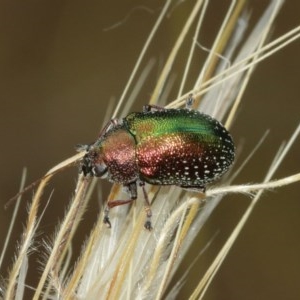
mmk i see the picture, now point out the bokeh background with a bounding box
[0,1,299,299]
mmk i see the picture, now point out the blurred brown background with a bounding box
[0,1,299,299]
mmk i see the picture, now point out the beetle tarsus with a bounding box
[144,208,153,231]
[140,182,154,230]
[144,220,152,231]
[103,215,112,228]
[103,205,112,228]
[143,104,165,112]
[75,144,90,152]
[186,94,195,110]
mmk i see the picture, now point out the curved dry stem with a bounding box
[208,173,300,197]
[3,2,299,300]
[195,0,246,101]
[154,197,202,300]
[33,174,90,299]
[167,26,300,110]
[113,0,173,117]
[190,122,300,299]
[149,0,205,104]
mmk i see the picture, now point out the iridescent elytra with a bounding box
[80,99,235,230]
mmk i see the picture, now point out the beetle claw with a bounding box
[103,216,112,228]
[185,94,195,109]
[144,220,152,231]
[75,144,90,152]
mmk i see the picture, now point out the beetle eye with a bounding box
[93,164,108,177]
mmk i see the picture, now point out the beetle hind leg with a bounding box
[180,184,206,194]
[143,104,165,112]
[143,93,195,113]
[185,94,195,110]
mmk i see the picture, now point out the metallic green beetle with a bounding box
[80,101,235,229]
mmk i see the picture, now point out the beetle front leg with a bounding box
[97,118,121,139]
[103,182,137,228]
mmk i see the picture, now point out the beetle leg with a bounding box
[180,184,206,193]
[140,182,153,231]
[97,118,121,138]
[185,94,195,110]
[143,104,165,112]
[103,199,135,228]
[103,182,137,228]
[144,93,195,112]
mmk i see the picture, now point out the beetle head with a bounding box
[78,122,137,184]
[79,144,108,178]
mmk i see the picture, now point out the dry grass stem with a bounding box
[2,1,299,299]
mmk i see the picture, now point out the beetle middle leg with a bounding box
[140,182,153,231]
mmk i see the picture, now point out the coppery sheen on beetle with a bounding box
[79,103,235,229]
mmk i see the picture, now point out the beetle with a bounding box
[79,97,235,230]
